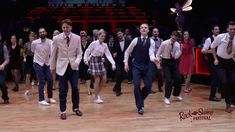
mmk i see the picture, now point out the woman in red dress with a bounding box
[179,31,195,93]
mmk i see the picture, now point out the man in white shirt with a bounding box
[151,28,163,93]
[156,31,183,105]
[32,28,56,106]
[201,25,222,102]
[50,19,83,120]
[211,21,235,113]
[124,23,157,115]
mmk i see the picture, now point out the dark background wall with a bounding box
[1,0,235,44]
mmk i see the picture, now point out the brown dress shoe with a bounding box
[60,113,66,120]
[74,109,83,116]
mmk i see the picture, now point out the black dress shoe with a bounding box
[113,87,116,92]
[116,91,122,96]
[60,113,66,120]
[90,83,94,89]
[138,108,144,115]
[232,101,235,106]
[209,96,221,102]
[150,90,156,94]
[74,109,83,116]
[127,80,133,84]
[3,100,9,104]
[226,104,233,113]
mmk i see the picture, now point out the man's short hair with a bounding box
[171,30,180,38]
[61,19,72,26]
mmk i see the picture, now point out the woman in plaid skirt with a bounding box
[84,29,116,104]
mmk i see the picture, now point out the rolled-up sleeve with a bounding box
[174,43,182,59]
[211,35,222,49]
[84,42,93,63]
[104,45,115,66]
[149,39,156,62]
[124,38,137,65]
[202,38,211,52]
[156,43,164,60]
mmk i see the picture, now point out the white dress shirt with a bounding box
[211,33,235,59]
[119,39,125,52]
[123,36,156,65]
[151,36,163,54]
[84,40,115,67]
[32,38,52,66]
[156,39,182,60]
[202,35,216,53]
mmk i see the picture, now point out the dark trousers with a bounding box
[153,63,163,89]
[207,61,223,98]
[128,59,133,81]
[162,59,182,98]
[33,63,53,101]
[216,57,235,105]
[0,70,9,101]
[132,62,153,109]
[58,64,79,112]
[90,76,94,88]
[114,63,125,93]
[105,57,115,81]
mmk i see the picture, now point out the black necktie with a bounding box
[142,37,146,46]
[170,43,174,59]
[227,37,233,54]
[66,36,70,46]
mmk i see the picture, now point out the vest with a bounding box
[132,37,150,64]
[0,44,4,64]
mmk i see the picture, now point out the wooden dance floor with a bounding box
[0,81,235,132]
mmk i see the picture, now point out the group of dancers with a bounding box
[0,19,235,120]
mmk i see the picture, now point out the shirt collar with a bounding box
[212,35,217,38]
[152,36,159,41]
[169,39,176,44]
[40,38,47,43]
[96,40,104,45]
[119,37,124,42]
[141,35,148,39]
[221,33,233,42]
[63,33,72,39]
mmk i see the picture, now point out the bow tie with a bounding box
[154,38,158,41]
[119,39,124,42]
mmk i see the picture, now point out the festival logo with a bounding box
[179,108,214,122]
